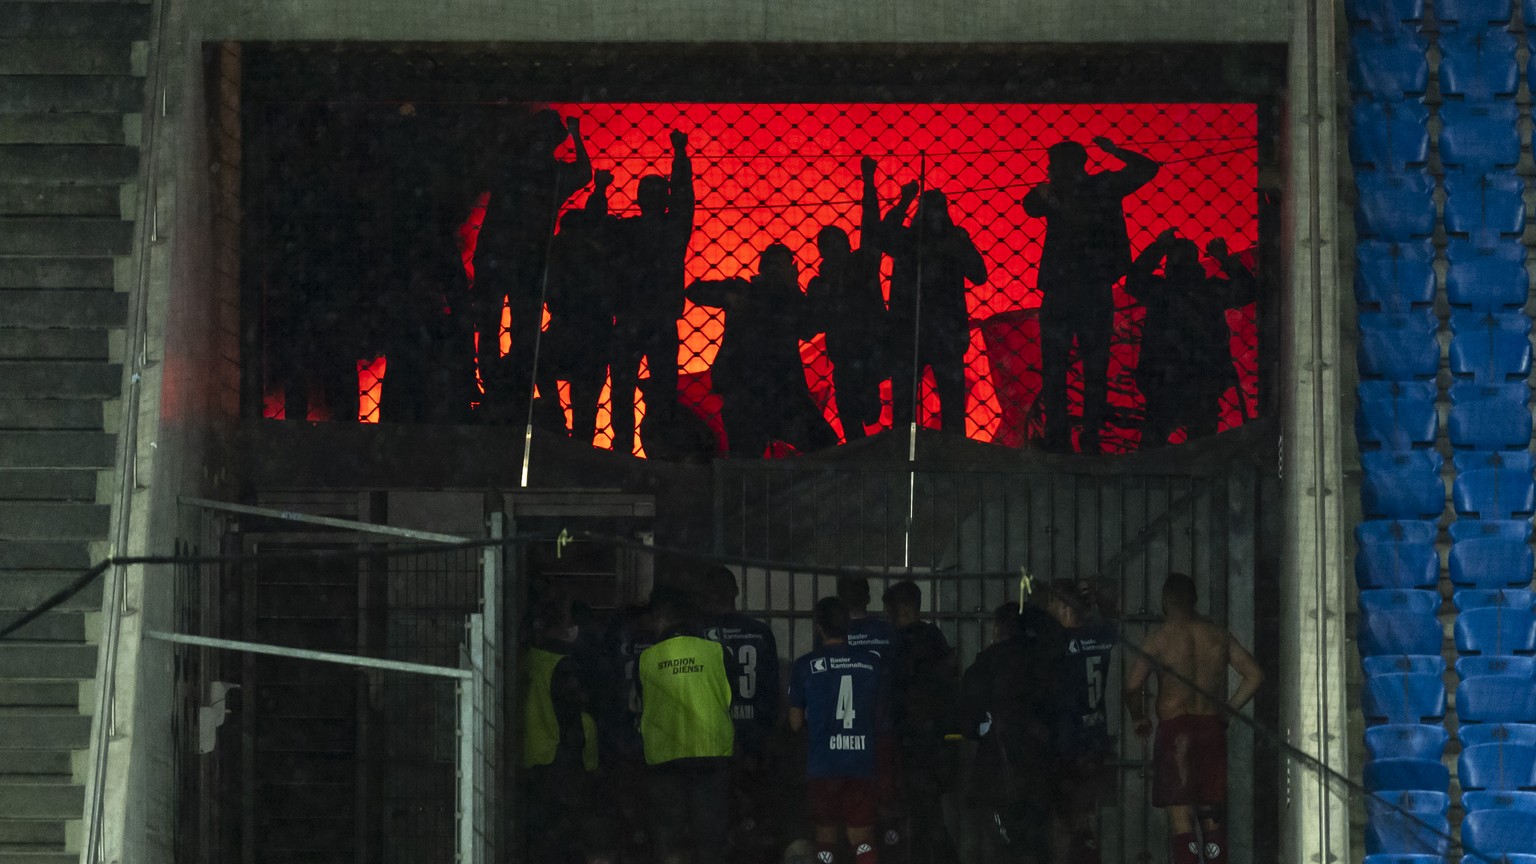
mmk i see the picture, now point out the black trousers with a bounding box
[1039,291,1113,450]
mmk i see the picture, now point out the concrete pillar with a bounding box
[1279,0,1353,862]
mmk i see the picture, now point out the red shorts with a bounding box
[808,776,879,829]
[1152,714,1227,807]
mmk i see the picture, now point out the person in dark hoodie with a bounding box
[960,602,1066,864]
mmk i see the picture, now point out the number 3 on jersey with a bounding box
[835,674,857,729]
[737,644,757,699]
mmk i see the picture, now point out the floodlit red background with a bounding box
[281,102,1261,455]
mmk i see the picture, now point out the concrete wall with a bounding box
[197,0,1289,43]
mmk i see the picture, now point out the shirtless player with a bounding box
[1123,573,1263,864]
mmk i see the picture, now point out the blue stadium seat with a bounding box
[1360,311,1442,380]
[1362,451,1446,520]
[1361,588,1441,615]
[1366,807,1451,857]
[1450,320,1534,384]
[1449,398,1533,451]
[1438,0,1515,28]
[1450,382,1531,408]
[1450,536,1535,588]
[1460,743,1536,791]
[1359,239,1437,311]
[1463,722,1536,747]
[1365,757,1451,792]
[1360,519,1441,546]
[1353,100,1432,174]
[1464,791,1536,813]
[1358,174,1438,240]
[1454,468,1536,519]
[1364,857,1446,864]
[1459,675,1536,723]
[1365,654,1447,677]
[1457,606,1536,654]
[1359,594,1445,655]
[1366,724,1450,760]
[1453,451,1536,477]
[1347,0,1426,31]
[1444,173,1526,243]
[1357,529,1440,591]
[1350,32,1431,99]
[1447,241,1530,313]
[1440,103,1521,176]
[1526,0,1536,29]
[1439,30,1521,102]
[1463,854,1536,864]
[1458,656,1536,680]
[1364,673,1448,722]
[1463,809,1536,856]
[1360,380,1440,451]
[1449,518,1532,542]
[1457,589,1536,611]
[1451,310,1533,337]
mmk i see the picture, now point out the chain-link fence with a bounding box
[256,101,1260,455]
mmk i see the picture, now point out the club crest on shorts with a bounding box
[817,852,835,864]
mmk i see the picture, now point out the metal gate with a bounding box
[712,448,1265,863]
[167,497,504,864]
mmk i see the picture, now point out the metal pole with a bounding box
[180,496,469,544]
[903,154,927,568]
[143,631,473,679]
[521,158,572,488]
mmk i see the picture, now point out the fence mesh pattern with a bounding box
[262,102,1260,455]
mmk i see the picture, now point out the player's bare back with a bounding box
[1144,616,1235,720]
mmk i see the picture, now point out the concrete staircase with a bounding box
[0,2,148,861]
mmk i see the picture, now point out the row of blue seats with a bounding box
[1358,381,1531,452]
[1359,313,1530,383]
[1358,172,1525,241]
[1358,518,1534,588]
[1350,0,1536,32]
[1366,791,1536,860]
[1351,28,1532,102]
[1362,454,1533,520]
[1351,28,1531,101]
[1357,239,1527,314]
[1353,101,1521,175]
[1360,589,1536,654]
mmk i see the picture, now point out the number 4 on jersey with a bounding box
[835,674,856,729]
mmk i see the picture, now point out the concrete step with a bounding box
[0,218,132,257]
[0,572,103,610]
[0,400,103,431]
[0,683,79,709]
[0,780,83,820]
[0,258,114,290]
[0,40,134,76]
[0,291,127,327]
[0,844,77,864]
[0,4,149,40]
[0,364,122,400]
[0,543,93,570]
[0,711,91,750]
[0,644,97,681]
[0,429,115,467]
[0,503,109,541]
[0,113,124,146]
[0,76,142,114]
[0,183,121,216]
[0,611,86,641]
[0,823,62,847]
[0,469,98,501]
[0,146,139,184]
[0,330,108,361]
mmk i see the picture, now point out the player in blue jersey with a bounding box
[838,575,894,653]
[790,597,886,864]
[1048,579,1119,864]
[596,601,656,861]
[702,566,783,863]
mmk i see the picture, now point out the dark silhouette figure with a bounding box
[687,243,838,457]
[611,129,695,455]
[543,170,621,444]
[1125,230,1257,447]
[474,111,591,425]
[886,189,987,433]
[1023,137,1159,453]
[807,157,913,441]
